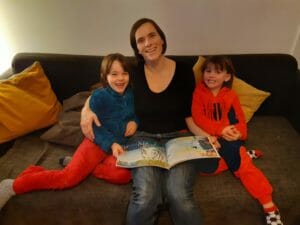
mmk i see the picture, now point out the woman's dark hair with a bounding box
[130,18,167,63]
[200,55,236,88]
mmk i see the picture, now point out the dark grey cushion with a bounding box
[40,91,90,147]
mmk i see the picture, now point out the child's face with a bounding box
[107,60,129,94]
[203,63,231,94]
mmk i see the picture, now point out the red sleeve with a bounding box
[231,94,247,140]
[192,85,220,136]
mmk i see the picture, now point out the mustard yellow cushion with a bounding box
[193,56,271,122]
[0,62,62,143]
[192,56,206,84]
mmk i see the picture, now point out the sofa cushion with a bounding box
[1,116,299,225]
[0,62,62,143]
[232,77,270,122]
[40,91,90,147]
[193,56,270,122]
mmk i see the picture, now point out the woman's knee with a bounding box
[166,163,196,202]
[132,183,159,207]
[130,167,163,206]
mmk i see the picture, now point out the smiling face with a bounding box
[203,63,231,95]
[134,22,165,63]
[106,60,129,95]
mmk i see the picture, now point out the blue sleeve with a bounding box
[89,90,104,116]
[89,89,115,153]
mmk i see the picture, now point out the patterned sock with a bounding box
[59,156,72,167]
[247,149,263,159]
[265,210,283,225]
[0,179,15,210]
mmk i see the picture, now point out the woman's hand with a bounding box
[124,121,137,137]
[80,97,101,141]
[221,125,241,141]
[111,143,125,158]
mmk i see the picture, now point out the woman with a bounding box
[81,18,214,225]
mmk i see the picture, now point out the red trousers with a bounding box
[13,138,131,194]
[207,146,273,205]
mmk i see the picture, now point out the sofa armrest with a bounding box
[287,69,300,133]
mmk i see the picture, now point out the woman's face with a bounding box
[106,60,129,95]
[135,22,164,63]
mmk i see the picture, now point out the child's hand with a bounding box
[111,143,125,158]
[221,125,241,141]
[124,121,137,137]
[208,136,221,149]
[231,127,242,139]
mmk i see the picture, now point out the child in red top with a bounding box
[192,55,283,225]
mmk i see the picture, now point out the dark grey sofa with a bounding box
[0,53,299,225]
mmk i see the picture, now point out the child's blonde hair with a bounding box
[201,55,236,88]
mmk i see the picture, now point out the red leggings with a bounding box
[13,138,131,194]
[207,146,273,205]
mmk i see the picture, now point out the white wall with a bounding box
[1,0,300,74]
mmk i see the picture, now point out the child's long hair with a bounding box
[90,53,130,90]
[200,55,235,88]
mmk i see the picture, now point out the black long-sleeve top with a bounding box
[131,60,195,133]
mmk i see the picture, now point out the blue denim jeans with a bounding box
[126,131,203,225]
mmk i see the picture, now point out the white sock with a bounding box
[0,179,15,210]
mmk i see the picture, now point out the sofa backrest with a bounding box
[10,53,298,117]
[11,53,103,103]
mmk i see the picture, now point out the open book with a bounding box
[116,136,220,169]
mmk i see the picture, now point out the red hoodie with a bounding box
[192,82,247,140]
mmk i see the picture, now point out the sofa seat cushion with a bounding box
[0,116,299,225]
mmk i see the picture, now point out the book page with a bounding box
[116,142,169,169]
[165,136,220,168]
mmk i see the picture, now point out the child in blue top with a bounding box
[90,54,138,155]
[0,53,137,211]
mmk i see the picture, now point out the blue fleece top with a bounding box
[89,87,138,153]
